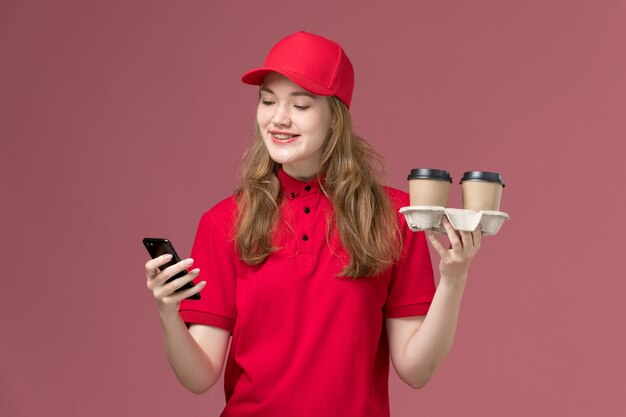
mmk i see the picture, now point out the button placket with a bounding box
[298,184,318,252]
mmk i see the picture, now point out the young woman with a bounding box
[145,31,481,417]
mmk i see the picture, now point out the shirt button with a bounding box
[304,186,311,192]
[302,235,309,241]
[304,207,310,214]
[289,192,296,199]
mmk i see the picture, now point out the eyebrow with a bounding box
[259,86,317,100]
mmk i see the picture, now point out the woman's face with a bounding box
[257,72,333,181]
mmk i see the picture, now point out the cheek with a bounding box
[256,106,271,127]
[314,108,333,134]
[313,117,332,138]
[301,112,331,135]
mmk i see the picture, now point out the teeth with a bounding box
[274,133,295,139]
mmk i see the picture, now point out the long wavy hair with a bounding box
[235,96,401,278]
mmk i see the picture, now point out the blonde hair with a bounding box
[235,96,401,277]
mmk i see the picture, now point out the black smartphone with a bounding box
[143,237,200,300]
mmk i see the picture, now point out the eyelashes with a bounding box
[260,100,310,111]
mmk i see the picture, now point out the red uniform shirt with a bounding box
[179,168,436,417]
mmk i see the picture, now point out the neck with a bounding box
[282,163,319,182]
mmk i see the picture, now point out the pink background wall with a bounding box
[1,0,625,416]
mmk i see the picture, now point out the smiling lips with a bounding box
[270,131,300,144]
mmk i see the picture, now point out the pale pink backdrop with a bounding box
[1,1,625,416]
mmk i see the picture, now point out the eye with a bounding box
[261,100,275,106]
[294,105,310,110]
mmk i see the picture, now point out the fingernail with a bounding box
[163,254,172,260]
[185,258,193,266]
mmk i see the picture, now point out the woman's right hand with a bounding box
[145,255,205,316]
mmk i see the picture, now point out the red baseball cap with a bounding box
[242,31,355,108]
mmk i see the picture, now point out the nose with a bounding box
[271,104,291,127]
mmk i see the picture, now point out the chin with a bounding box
[266,150,293,165]
[271,157,295,166]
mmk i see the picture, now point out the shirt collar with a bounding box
[277,167,326,199]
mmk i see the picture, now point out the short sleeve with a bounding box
[383,189,436,318]
[178,197,238,333]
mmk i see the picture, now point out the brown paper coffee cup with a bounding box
[460,171,505,211]
[407,169,452,207]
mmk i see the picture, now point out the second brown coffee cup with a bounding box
[408,168,452,207]
[460,171,506,212]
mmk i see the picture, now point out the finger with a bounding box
[157,258,194,284]
[161,268,200,295]
[164,281,206,304]
[145,254,173,275]
[146,267,161,289]
[442,217,462,251]
[145,267,158,284]
[472,227,482,250]
[459,230,473,251]
[425,230,448,258]
[153,268,199,299]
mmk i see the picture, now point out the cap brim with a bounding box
[241,67,334,97]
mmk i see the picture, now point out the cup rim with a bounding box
[460,171,505,187]
[408,168,452,182]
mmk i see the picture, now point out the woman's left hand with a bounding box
[425,216,481,285]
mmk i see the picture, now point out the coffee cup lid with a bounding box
[460,171,506,187]
[407,168,452,182]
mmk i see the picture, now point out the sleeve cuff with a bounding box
[179,310,235,333]
[384,302,431,318]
